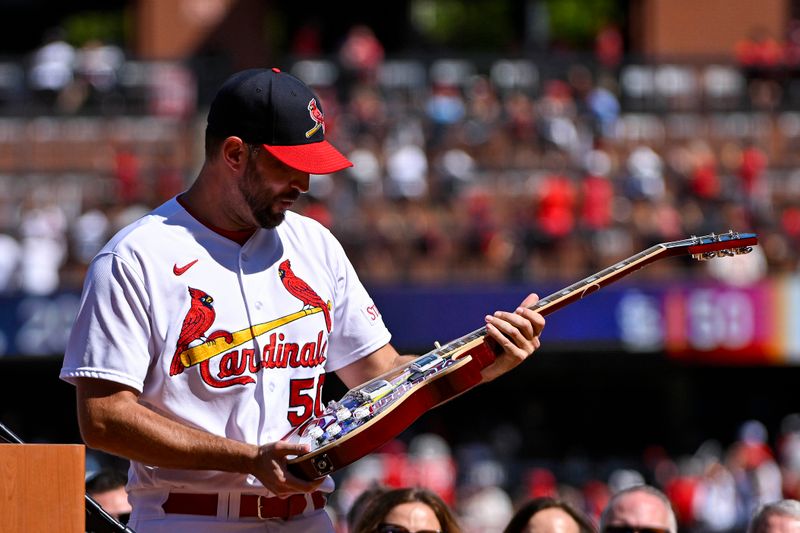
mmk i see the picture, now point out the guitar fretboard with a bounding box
[431,231,756,360]
[428,245,665,359]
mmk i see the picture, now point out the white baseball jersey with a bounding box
[60,197,391,500]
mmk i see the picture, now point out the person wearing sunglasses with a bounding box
[748,500,800,533]
[351,487,461,533]
[599,485,677,533]
[503,496,596,533]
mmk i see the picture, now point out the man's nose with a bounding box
[292,172,310,193]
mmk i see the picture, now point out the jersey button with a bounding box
[255,301,263,310]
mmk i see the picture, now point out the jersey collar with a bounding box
[176,194,257,246]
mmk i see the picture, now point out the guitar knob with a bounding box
[353,406,371,419]
[326,423,342,437]
[335,407,352,421]
[306,425,324,441]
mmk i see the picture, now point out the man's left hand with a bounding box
[480,293,545,382]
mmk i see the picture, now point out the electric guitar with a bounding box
[285,231,759,480]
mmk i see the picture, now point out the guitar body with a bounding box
[287,339,496,479]
[285,231,759,480]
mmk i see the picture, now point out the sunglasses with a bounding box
[378,524,442,533]
[604,526,671,533]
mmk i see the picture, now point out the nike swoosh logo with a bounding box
[173,259,198,276]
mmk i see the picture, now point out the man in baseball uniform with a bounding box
[60,68,545,532]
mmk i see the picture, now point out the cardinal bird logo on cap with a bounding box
[305,99,325,138]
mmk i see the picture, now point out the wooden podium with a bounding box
[0,443,85,533]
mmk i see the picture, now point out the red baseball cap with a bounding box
[206,68,353,174]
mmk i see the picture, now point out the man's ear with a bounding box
[221,136,248,172]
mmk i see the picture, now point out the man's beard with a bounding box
[238,159,293,229]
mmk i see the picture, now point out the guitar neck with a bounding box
[529,242,672,317]
[437,243,672,354]
[366,232,757,375]
[437,232,757,358]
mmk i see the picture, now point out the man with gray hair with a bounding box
[599,485,678,533]
[748,500,800,533]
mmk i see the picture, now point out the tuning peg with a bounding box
[718,249,735,257]
[692,251,717,261]
[434,341,442,349]
[734,246,753,255]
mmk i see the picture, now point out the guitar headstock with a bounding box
[663,231,758,261]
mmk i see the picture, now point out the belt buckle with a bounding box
[257,495,267,520]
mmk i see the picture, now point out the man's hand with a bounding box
[480,293,545,382]
[252,441,324,497]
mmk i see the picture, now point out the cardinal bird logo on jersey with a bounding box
[278,259,332,333]
[170,287,232,376]
[305,99,325,138]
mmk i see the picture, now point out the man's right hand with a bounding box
[76,378,324,497]
[252,441,324,497]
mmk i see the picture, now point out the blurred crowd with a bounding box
[323,415,800,532]
[1,28,798,293]
[84,413,800,533]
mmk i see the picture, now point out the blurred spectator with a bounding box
[586,77,621,141]
[291,21,323,57]
[686,141,721,201]
[0,232,21,292]
[503,497,596,533]
[784,20,800,68]
[779,415,800,500]
[459,485,515,533]
[27,27,75,111]
[73,39,125,111]
[735,28,784,75]
[599,485,677,533]
[737,141,769,215]
[86,468,132,523]
[579,149,614,231]
[693,457,739,532]
[748,500,800,533]
[113,144,141,204]
[534,170,577,240]
[426,83,466,146]
[595,24,624,71]
[338,25,385,89]
[71,207,110,264]
[19,199,68,295]
[346,485,389,532]
[352,487,461,533]
[623,145,665,202]
[386,142,429,199]
[537,80,580,155]
[728,420,784,519]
